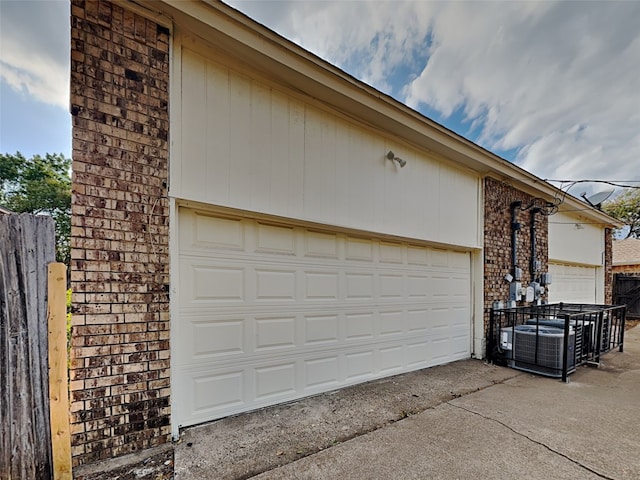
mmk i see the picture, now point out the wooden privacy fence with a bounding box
[1,214,71,479]
[614,274,640,319]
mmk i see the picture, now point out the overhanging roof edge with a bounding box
[151,0,621,228]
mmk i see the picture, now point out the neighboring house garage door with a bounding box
[174,207,472,428]
[548,262,597,304]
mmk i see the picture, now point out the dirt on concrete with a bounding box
[174,359,520,480]
[625,318,640,330]
[72,444,174,480]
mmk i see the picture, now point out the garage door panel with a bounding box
[345,237,374,261]
[191,317,245,358]
[255,269,297,300]
[256,222,296,255]
[407,246,429,265]
[181,211,246,251]
[406,341,430,368]
[255,316,296,351]
[181,338,439,421]
[408,275,429,298]
[548,262,597,303]
[379,242,403,263]
[304,314,338,345]
[345,273,375,299]
[191,265,245,302]
[377,310,404,336]
[451,305,472,327]
[429,307,452,330]
[176,208,472,427]
[431,249,449,267]
[188,326,468,369]
[379,274,403,298]
[379,346,404,374]
[255,363,297,399]
[180,303,469,360]
[345,312,375,339]
[430,336,451,361]
[451,334,471,358]
[449,251,471,269]
[304,272,339,300]
[304,356,339,389]
[182,260,473,308]
[304,230,339,258]
[407,309,429,333]
[193,370,245,414]
[346,350,375,381]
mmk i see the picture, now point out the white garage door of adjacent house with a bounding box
[174,208,471,428]
[548,262,597,304]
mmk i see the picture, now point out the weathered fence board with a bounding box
[614,274,640,318]
[1,214,55,479]
[48,262,72,480]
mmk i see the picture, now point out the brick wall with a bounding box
[70,0,171,468]
[604,228,614,303]
[483,177,549,334]
[612,264,640,274]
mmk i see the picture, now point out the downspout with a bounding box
[510,201,522,277]
[530,207,541,280]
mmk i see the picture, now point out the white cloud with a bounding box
[228,1,435,96]
[0,0,70,110]
[227,0,640,185]
[404,1,640,182]
[2,0,637,184]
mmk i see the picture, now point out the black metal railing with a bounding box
[488,303,626,382]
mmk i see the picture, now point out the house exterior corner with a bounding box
[68,0,619,475]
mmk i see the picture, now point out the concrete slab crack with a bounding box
[446,402,617,480]
[174,361,531,479]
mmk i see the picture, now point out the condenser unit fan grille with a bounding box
[513,325,575,376]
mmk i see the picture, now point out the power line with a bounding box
[544,179,640,189]
[548,221,619,226]
[545,179,640,183]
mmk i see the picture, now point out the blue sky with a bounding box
[1,0,70,158]
[1,0,639,196]
[0,79,71,158]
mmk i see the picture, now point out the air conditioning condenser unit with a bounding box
[513,325,575,377]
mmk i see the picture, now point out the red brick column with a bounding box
[604,228,613,304]
[70,0,170,467]
[483,177,549,336]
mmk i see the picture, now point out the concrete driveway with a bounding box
[176,326,640,479]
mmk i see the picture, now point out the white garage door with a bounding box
[175,208,471,428]
[548,262,597,304]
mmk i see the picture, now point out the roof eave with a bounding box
[144,0,621,228]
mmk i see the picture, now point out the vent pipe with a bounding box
[510,201,522,278]
[530,207,541,279]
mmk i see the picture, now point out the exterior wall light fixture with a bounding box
[386,150,406,168]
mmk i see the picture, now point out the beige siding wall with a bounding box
[548,211,604,265]
[172,37,480,248]
[548,210,607,303]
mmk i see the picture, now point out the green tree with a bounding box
[0,152,71,264]
[602,188,640,239]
